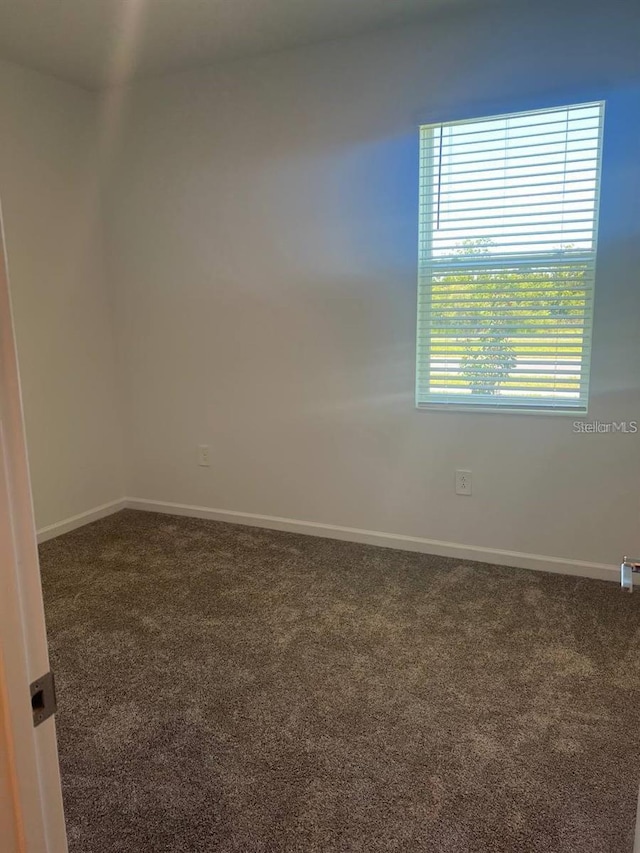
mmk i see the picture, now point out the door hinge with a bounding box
[30,671,57,727]
[621,557,640,592]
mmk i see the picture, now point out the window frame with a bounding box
[415,98,606,417]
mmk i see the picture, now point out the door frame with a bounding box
[0,204,67,852]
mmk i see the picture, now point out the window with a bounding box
[416,101,605,413]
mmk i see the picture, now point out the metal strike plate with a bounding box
[30,671,57,727]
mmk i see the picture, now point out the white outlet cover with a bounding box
[455,469,472,495]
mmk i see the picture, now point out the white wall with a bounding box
[0,59,124,531]
[107,0,640,567]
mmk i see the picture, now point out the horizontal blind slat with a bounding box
[426,165,598,189]
[422,254,595,267]
[425,135,601,160]
[422,187,598,206]
[422,107,601,143]
[423,120,601,146]
[422,202,595,220]
[428,220,596,235]
[430,147,601,169]
[428,289,592,299]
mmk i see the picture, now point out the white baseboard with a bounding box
[125,497,618,583]
[36,499,127,543]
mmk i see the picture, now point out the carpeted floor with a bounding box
[39,509,640,852]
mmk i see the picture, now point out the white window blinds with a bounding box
[416,101,605,413]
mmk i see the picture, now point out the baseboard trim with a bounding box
[124,497,618,583]
[36,499,127,543]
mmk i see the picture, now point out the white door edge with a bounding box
[0,201,67,852]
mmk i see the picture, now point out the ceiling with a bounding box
[0,0,477,90]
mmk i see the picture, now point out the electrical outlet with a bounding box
[197,445,211,467]
[455,469,472,496]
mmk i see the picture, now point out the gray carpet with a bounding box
[39,509,640,852]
